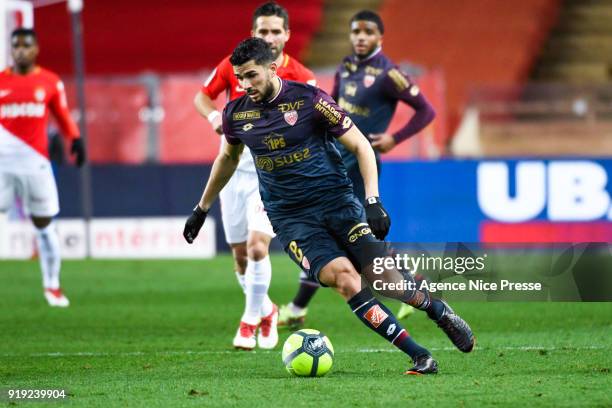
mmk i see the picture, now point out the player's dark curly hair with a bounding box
[11,28,37,41]
[252,2,289,30]
[350,10,384,34]
[230,38,274,67]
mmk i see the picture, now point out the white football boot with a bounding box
[44,288,70,307]
[257,304,278,349]
[233,321,257,350]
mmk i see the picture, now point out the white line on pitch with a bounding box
[0,345,606,358]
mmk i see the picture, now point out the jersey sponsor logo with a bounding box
[386,323,396,336]
[409,85,420,96]
[277,99,304,113]
[341,71,350,78]
[242,123,254,131]
[365,66,384,76]
[364,304,388,328]
[347,222,372,243]
[344,82,357,97]
[344,62,357,72]
[314,98,342,125]
[255,148,312,171]
[232,110,261,120]
[255,156,275,171]
[339,97,370,117]
[0,90,11,98]
[34,87,46,102]
[0,102,45,118]
[284,110,298,126]
[263,133,286,151]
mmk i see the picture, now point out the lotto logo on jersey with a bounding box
[364,304,388,328]
[0,102,45,118]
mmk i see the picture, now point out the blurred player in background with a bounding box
[0,28,86,307]
[279,10,436,325]
[184,38,474,374]
[193,2,316,350]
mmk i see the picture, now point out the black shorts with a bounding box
[270,194,380,285]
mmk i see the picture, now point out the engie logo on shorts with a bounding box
[364,304,388,328]
[347,222,372,243]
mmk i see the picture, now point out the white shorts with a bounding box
[0,164,60,217]
[219,170,275,244]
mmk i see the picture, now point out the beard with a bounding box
[261,79,276,101]
[269,43,284,60]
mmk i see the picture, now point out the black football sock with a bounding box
[348,287,430,360]
[398,273,445,321]
[292,279,320,309]
[425,298,446,321]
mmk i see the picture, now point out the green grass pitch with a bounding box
[1,256,610,407]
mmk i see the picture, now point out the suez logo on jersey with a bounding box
[477,161,612,222]
[0,102,46,118]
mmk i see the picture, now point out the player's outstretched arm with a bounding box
[183,142,244,243]
[338,126,391,240]
[194,92,223,135]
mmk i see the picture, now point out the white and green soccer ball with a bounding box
[282,329,334,377]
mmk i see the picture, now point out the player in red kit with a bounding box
[0,28,86,307]
[193,2,315,350]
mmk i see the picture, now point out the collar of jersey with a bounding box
[352,47,382,65]
[6,65,41,76]
[257,77,284,106]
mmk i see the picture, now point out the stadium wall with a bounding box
[51,159,612,253]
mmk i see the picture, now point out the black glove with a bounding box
[365,196,391,240]
[183,205,207,244]
[70,138,86,167]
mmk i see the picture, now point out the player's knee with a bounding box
[335,269,361,299]
[246,237,269,261]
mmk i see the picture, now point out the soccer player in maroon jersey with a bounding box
[193,2,315,350]
[0,28,86,307]
[184,38,475,374]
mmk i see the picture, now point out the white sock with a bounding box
[35,223,61,290]
[235,271,246,293]
[242,255,273,325]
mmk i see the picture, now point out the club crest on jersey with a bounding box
[284,110,298,126]
[34,88,46,102]
[364,304,388,328]
[363,74,375,88]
